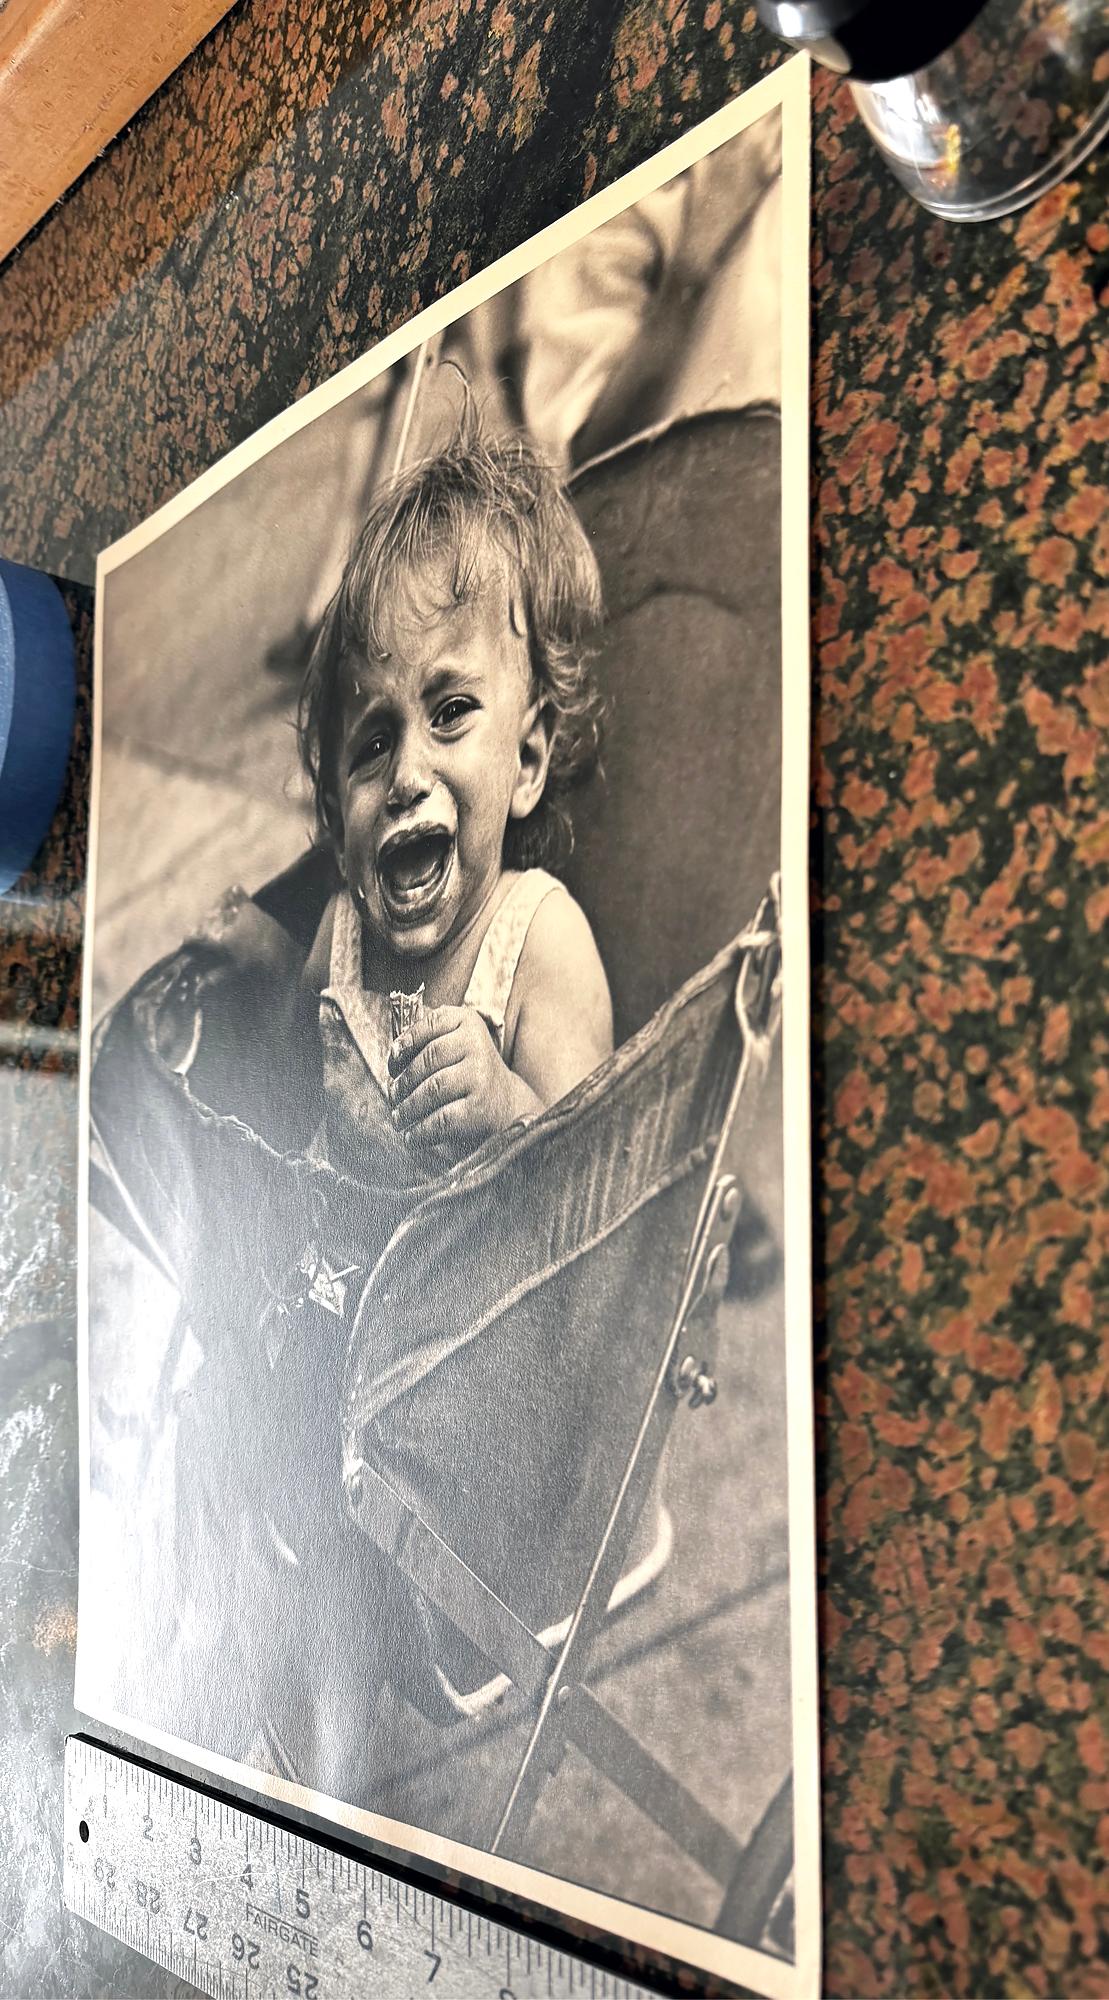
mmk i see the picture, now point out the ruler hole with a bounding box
[78,1821,90,1843]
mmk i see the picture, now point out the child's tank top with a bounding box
[318,869,564,1178]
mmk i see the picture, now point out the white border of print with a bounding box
[77,54,818,2000]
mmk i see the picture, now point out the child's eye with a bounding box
[434,696,477,731]
[350,728,391,773]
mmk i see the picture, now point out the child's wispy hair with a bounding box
[299,406,603,868]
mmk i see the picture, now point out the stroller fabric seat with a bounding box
[345,931,750,1651]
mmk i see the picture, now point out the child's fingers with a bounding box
[389,1025,465,1107]
[391,1063,469,1135]
[388,1006,465,1077]
[399,1098,474,1152]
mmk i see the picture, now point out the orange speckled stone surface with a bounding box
[1,5,1106,1996]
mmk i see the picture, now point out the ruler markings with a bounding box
[63,1742,680,2000]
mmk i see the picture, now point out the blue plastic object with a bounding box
[0,558,77,893]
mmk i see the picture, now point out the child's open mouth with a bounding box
[376,826,455,924]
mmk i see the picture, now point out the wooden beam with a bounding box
[0,0,237,264]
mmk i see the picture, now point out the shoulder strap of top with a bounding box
[321,888,393,1090]
[464,869,564,1049]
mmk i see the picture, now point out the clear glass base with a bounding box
[850,0,1109,222]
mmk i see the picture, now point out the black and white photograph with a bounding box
[77,57,817,2000]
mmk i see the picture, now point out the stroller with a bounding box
[342,405,791,1938]
[89,405,794,1953]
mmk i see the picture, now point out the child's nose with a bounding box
[388,735,433,811]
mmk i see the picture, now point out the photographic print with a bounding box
[77,56,817,2000]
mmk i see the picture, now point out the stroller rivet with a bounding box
[705,1243,730,1299]
[720,1182,741,1222]
[693,1370,717,1409]
[676,1355,717,1408]
[346,1469,364,1512]
[556,1686,572,1710]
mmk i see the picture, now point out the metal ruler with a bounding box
[63,1738,665,2000]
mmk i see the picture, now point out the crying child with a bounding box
[297,418,614,1176]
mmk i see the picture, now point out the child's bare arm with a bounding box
[388,894,612,1154]
[510,890,613,1108]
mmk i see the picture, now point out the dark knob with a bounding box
[754,0,988,83]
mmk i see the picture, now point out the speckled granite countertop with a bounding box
[0,5,1106,1996]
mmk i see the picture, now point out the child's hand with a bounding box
[388,1005,539,1156]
